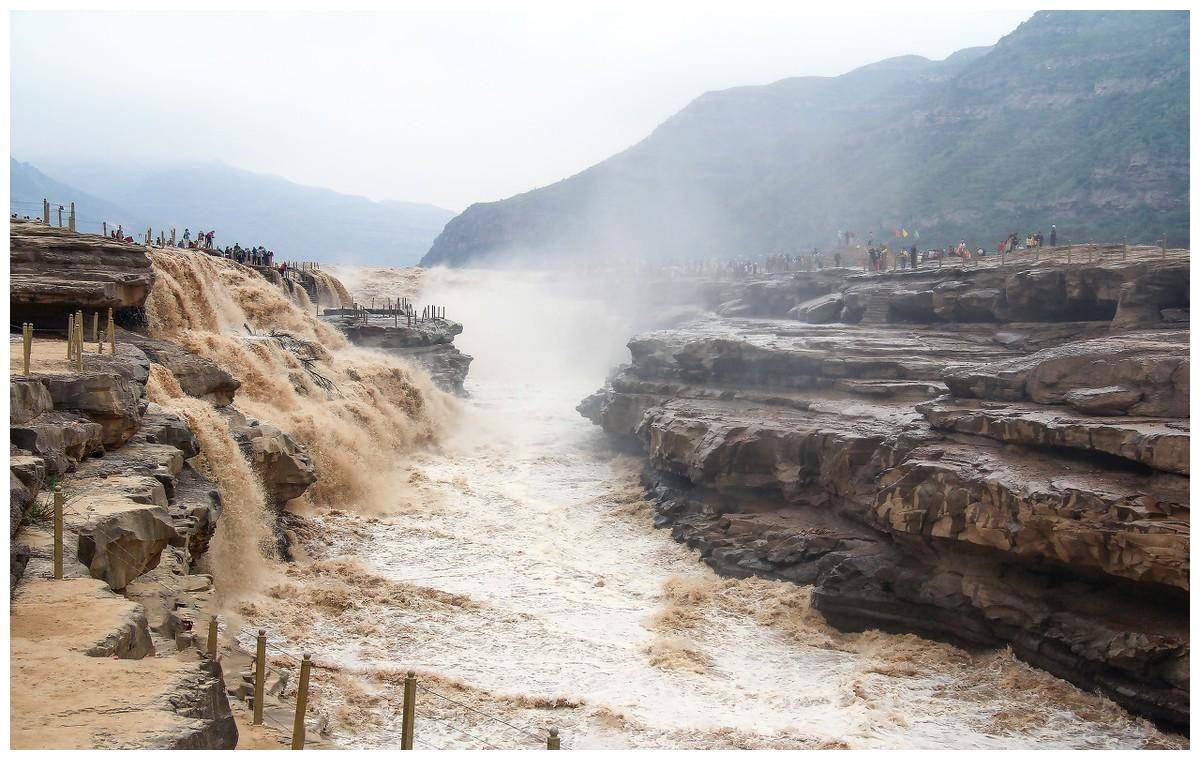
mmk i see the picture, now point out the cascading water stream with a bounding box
[140,253,1183,749]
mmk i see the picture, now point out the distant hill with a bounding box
[422,10,1189,267]
[12,159,455,266]
[10,158,142,231]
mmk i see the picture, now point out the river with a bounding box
[259,267,1180,750]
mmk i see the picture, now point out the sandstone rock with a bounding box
[75,491,178,590]
[582,262,1191,728]
[127,336,240,406]
[10,377,52,424]
[134,402,201,458]
[326,314,474,394]
[220,408,316,507]
[35,370,143,446]
[10,411,105,475]
[945,331,1189,416]
[10,576,237,749]
[1063,385,1142,415]
[919,399,1189,475]
[9,222,156,322]
[788,293,843,323]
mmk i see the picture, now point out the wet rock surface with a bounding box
[584,259,1190,729]
[324,312,474,394]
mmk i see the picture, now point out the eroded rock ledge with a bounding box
[582,257,1189,730]
[323,310,474,394]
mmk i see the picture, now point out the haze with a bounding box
[11,5,1032,211]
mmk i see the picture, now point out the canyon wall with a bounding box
[8,221,456,748]
[581,250,1190,730]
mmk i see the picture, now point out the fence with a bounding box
[39,479,568,750]
[15,309,117,376]
[323,299,449,326]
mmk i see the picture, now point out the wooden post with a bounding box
[69,202,76,232]
[291,654,313,750]
[66,314,75,360]
[401,671,416,750]
[43,198,50,224]
[103,221,107,237]
[207,616,219,659]
[56,205,63,227]
[253,629,267,725]
[547,727,560,750]
[108,308,116,354]
[22,323,32,376]
[76,311,84,371]
[53,486,64,579]
[91,312,99,343]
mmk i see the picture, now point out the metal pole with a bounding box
[291,654,312,750]
[254,629,266,725]
[207,616,219,659]
[53,486,64,579]
[401,671,416,750]
[547,728,560,750]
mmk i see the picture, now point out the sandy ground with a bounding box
[9,578,199,749]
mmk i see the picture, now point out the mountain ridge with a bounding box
[422,10,1189,267]
[11,158,455,265]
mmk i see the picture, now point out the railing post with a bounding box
[69,202,76,232]
[43,198,50,224]
[91,312,99,343]
[76,310,84,371]
[207,615,219,659]
[547,727,560,750]
[66,314,75,360]
[23,323,32,376]
[56,205,63,227]
[401,670,416,750]
[108,308,116,354]
[53,485,64,579]
[254,629,266,725]
[102,221,107,237]
[291,654,312,750]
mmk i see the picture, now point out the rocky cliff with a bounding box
[424,10,1189,267]
[580,247,1190,730]
[7,222,337,748]
[322,309,473,394]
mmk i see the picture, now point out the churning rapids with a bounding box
[194,264,1180,750]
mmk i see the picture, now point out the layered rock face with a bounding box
[324,310,473,394]
[10,220,157,323]
[9,227,322,748]
[582,255,1189,730]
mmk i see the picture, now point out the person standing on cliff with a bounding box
[1050,225,1057,247]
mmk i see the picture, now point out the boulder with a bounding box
[221,409,316,507]
[126,336,240,406]
[10,377,52,424]
[35,370,143,446]
[74,490,178,590]
[788,293,844,323]
[1063,385,1142,416]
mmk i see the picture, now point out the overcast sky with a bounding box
[11,5,1033,211]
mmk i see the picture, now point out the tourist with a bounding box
[1050,225,1057,247]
